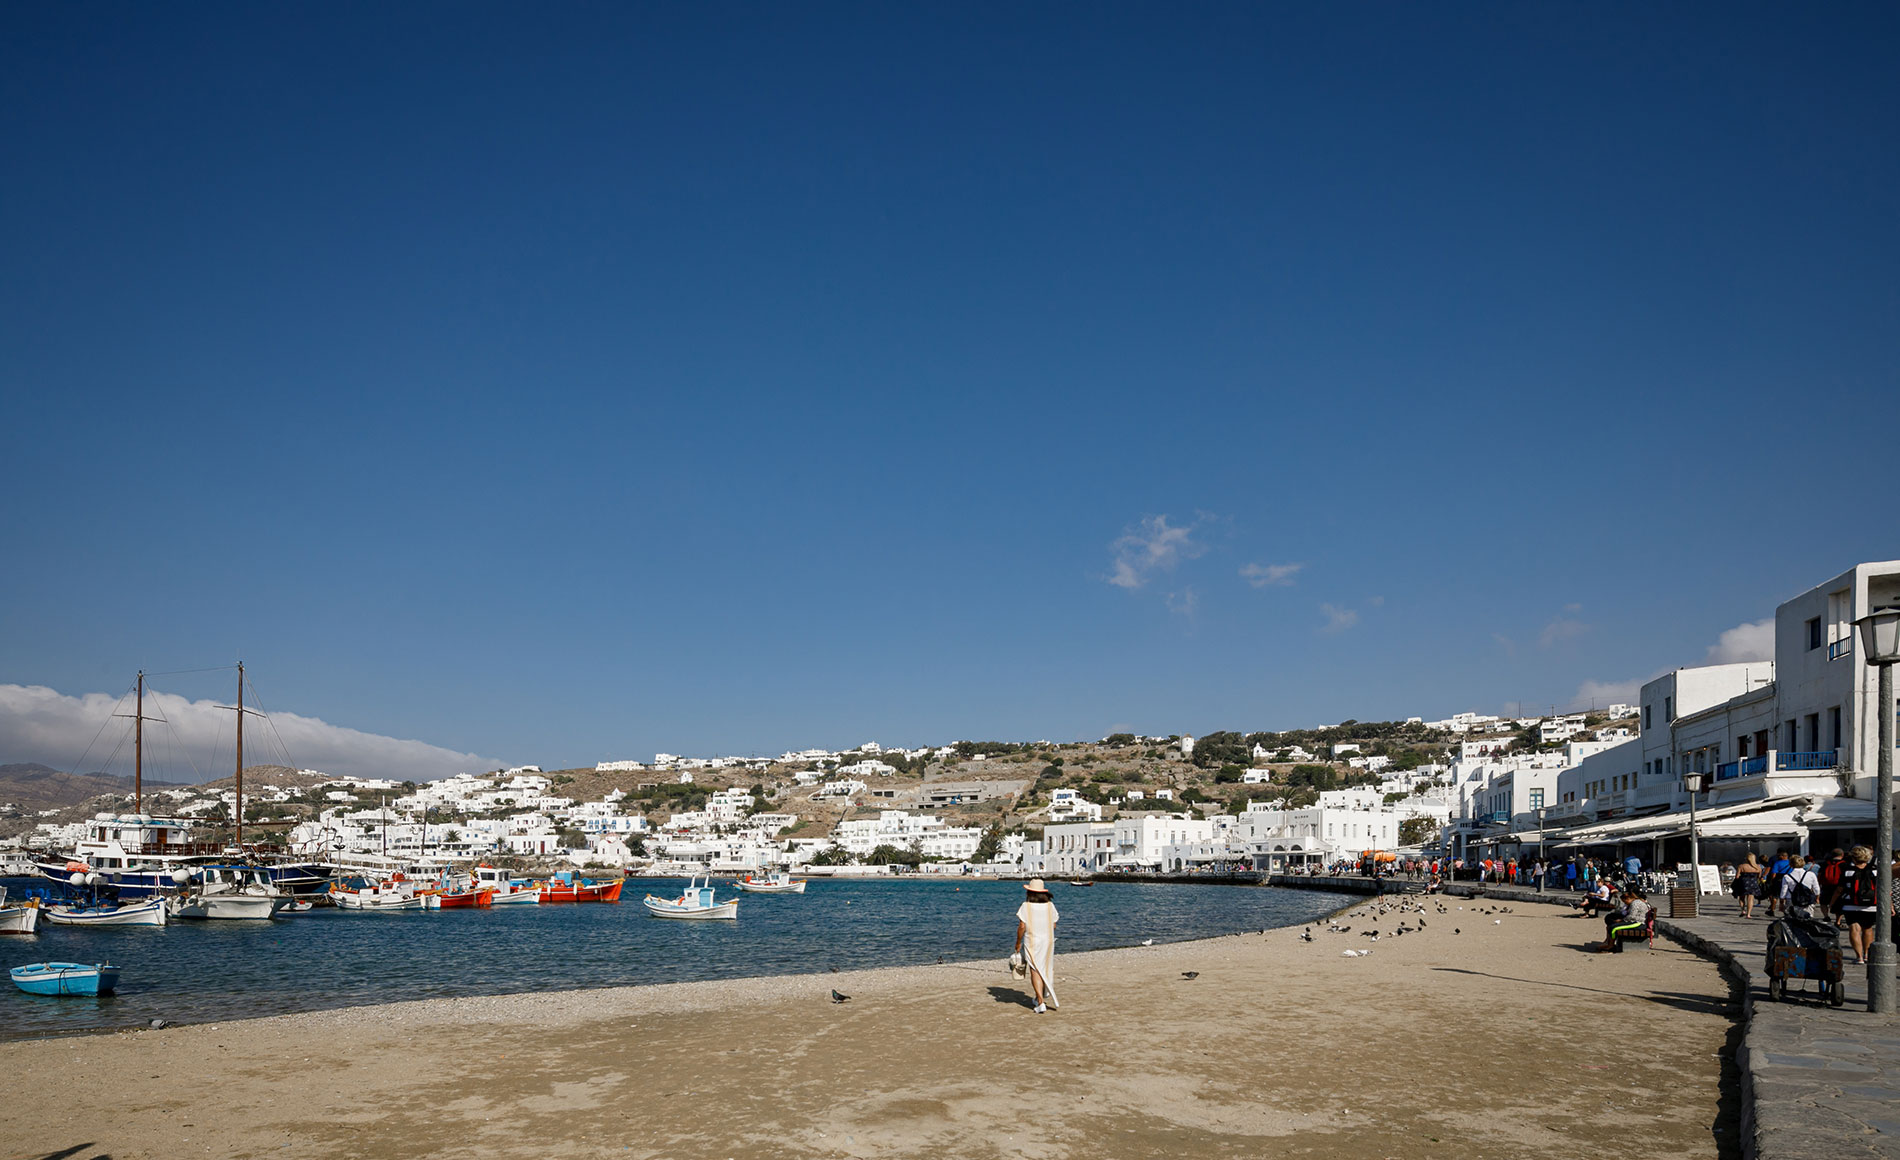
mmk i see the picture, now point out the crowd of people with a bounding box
[1722,846,1896,965]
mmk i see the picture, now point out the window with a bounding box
[1807,616,1823,651]
[1644,704,1653,730]
[1530,788,1544,809]
[1805,714,1820,752]
[1786,721,1798,752]
[1830,706,1842,750]
[1664,696,1674,721]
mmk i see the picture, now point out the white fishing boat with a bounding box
[473,865,542,905]
[735,871,807,894]
[642,876,738,920]
[44,898,168,927]
[330,877,428,911]
[173,865,288,920]
[0,887,41,935]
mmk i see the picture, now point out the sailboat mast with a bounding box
[235,662,245,848]
[134,671,144,815]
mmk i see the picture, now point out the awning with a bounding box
[1692,805,1806,838]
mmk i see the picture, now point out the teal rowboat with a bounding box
[11,962,120,996]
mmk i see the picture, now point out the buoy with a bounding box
[68,872,86,887]
[172,869,193,886]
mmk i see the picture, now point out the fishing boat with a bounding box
[434,887,493,909]
[473,865,542,905]
[44,898,168,927]
[541,870,623,904]
[0,887,41,935]
[173,865,288,920]
[642,876,738,920]
[11,962,120,996]
[735,871,807,894]
[330,877,428,911]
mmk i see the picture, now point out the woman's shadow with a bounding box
[987,985,1036,1010]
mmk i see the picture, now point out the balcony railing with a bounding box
[1715,761,1739,781]
[1776,750,1839,771]
[1829,638,1854,661]
[1739,755,1768,776]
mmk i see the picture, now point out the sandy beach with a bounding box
[0,899,1738,1160]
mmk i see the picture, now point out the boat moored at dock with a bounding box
[11,962,121,996]
[643,876,738,919]
[735,871,806,894]
[44,898,168,927]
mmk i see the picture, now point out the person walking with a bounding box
[1818,847,1847,908]
[1834,847,1880,965]
[1764,850,1792,917]
[1013,878,1060,1013]
[1565,859,1578,891]
[1734,852,1764,918]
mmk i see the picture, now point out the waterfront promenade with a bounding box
[1308,877,1900,1160]
[0,902,1731,1160]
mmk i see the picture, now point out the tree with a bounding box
[1400,817,1440,846]
[1103,733,1137,748]
[807,844,855,866]
[975,822,1005,862]
[864,843,921,867]
[1214,764,1246,784]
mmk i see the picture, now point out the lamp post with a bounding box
[1536,806,1546,892]
[1856,607,1900,1015]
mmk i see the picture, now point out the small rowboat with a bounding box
[735,872,807,894]
[643,876,738,920]
[44,899,168,927]
[11,962,120,996]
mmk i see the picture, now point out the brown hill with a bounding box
[0,763,187,812]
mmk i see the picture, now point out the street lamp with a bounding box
[1856,606,1900,1015]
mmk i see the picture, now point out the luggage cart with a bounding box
[1765,915,1846,1006]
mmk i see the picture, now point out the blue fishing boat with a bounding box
[11,962,121,996]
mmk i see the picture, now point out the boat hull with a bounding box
[642,898,739,919]
[44,900,167,927]
[174,893,281,920]
[11,962,120,996]
[332,890,426,911]
[0,905,41,934]
[541,880,624,903]
[488,888,541,905]
[435,890,493,909]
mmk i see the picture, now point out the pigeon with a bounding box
[148,1019,169,1030]
[1418,918,1427,928]
[1494,919,1502,925]
[1362,929,1378,938]
[830,965,839,973]
[1181,971,1199,980]
[831,990,850,1003]
[1454,928,1461,935]
[1299,931,1314,943]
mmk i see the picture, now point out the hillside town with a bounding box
[8,559,1896,886]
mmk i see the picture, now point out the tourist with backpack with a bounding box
[1832,846,1880,965]
[1818,847,1847,908]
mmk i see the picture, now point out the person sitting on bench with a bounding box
[1599,890,1651,952]
[1575,880,1615,916]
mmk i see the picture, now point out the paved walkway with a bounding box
[1440,881,1900,1159]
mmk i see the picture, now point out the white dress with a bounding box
[1016,900,1059,1007]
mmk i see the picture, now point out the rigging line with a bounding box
[66,680,136,777]
[238,674,301,772]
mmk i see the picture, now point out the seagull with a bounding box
[1141,938,1154,946]
[831,990,850,1003]
[1181,971,1199,980]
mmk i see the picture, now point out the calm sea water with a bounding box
[0,876,1354,1040]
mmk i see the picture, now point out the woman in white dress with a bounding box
[1014,879,1060,1013]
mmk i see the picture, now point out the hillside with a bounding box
[0,763,186,813]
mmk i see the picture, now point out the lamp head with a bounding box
[1858,607,1900,665]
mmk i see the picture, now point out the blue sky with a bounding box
[3,5,1895,780]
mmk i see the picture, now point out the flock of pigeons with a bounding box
[1295,897,1517,956]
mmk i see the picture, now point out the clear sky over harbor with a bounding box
[2,4,1895,779]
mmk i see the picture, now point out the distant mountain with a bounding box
[0,763,186,812]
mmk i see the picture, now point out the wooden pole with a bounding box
[235,662,245,849]
[134,671,144,815]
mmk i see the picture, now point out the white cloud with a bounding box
[1107,515,1207,590]
[1319,603,1359,634]
[1538,617,1589,649]
[1706,619,1775,664]
[1165,587,1199,617]
[1571,617,1779,710]
[0,683,506,784]
[1240,562,1303,588]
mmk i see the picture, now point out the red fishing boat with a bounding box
[435,888,494,909]
[539,871,623,903]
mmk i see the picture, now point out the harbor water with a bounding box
[0,877,1356,1039]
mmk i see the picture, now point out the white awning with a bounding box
[1692,805,1806,838]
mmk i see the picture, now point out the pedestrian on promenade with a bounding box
[1818,847,1846,908]
[1734,853,1763,918]
[1764,850,1792,917]
[1013,878,1060,1014]
[1565,859,1578,891]
[1779,855,1821,919]
[1834,847,1879,965]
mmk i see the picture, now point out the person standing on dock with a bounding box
[1014,879,1060,1014]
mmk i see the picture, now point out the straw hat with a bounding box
[1025,878,1048,893]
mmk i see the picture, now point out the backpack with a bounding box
[1788,871,1817,909]
[1842,868,1877,909]
[1821,859,1845,889]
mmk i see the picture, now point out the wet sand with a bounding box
[0,899,1738,1160]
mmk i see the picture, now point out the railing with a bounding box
[1829,638,1854,661]
[1739,755,1768,776]
[1776,750,1839,771]
[1715,761,1740,781]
